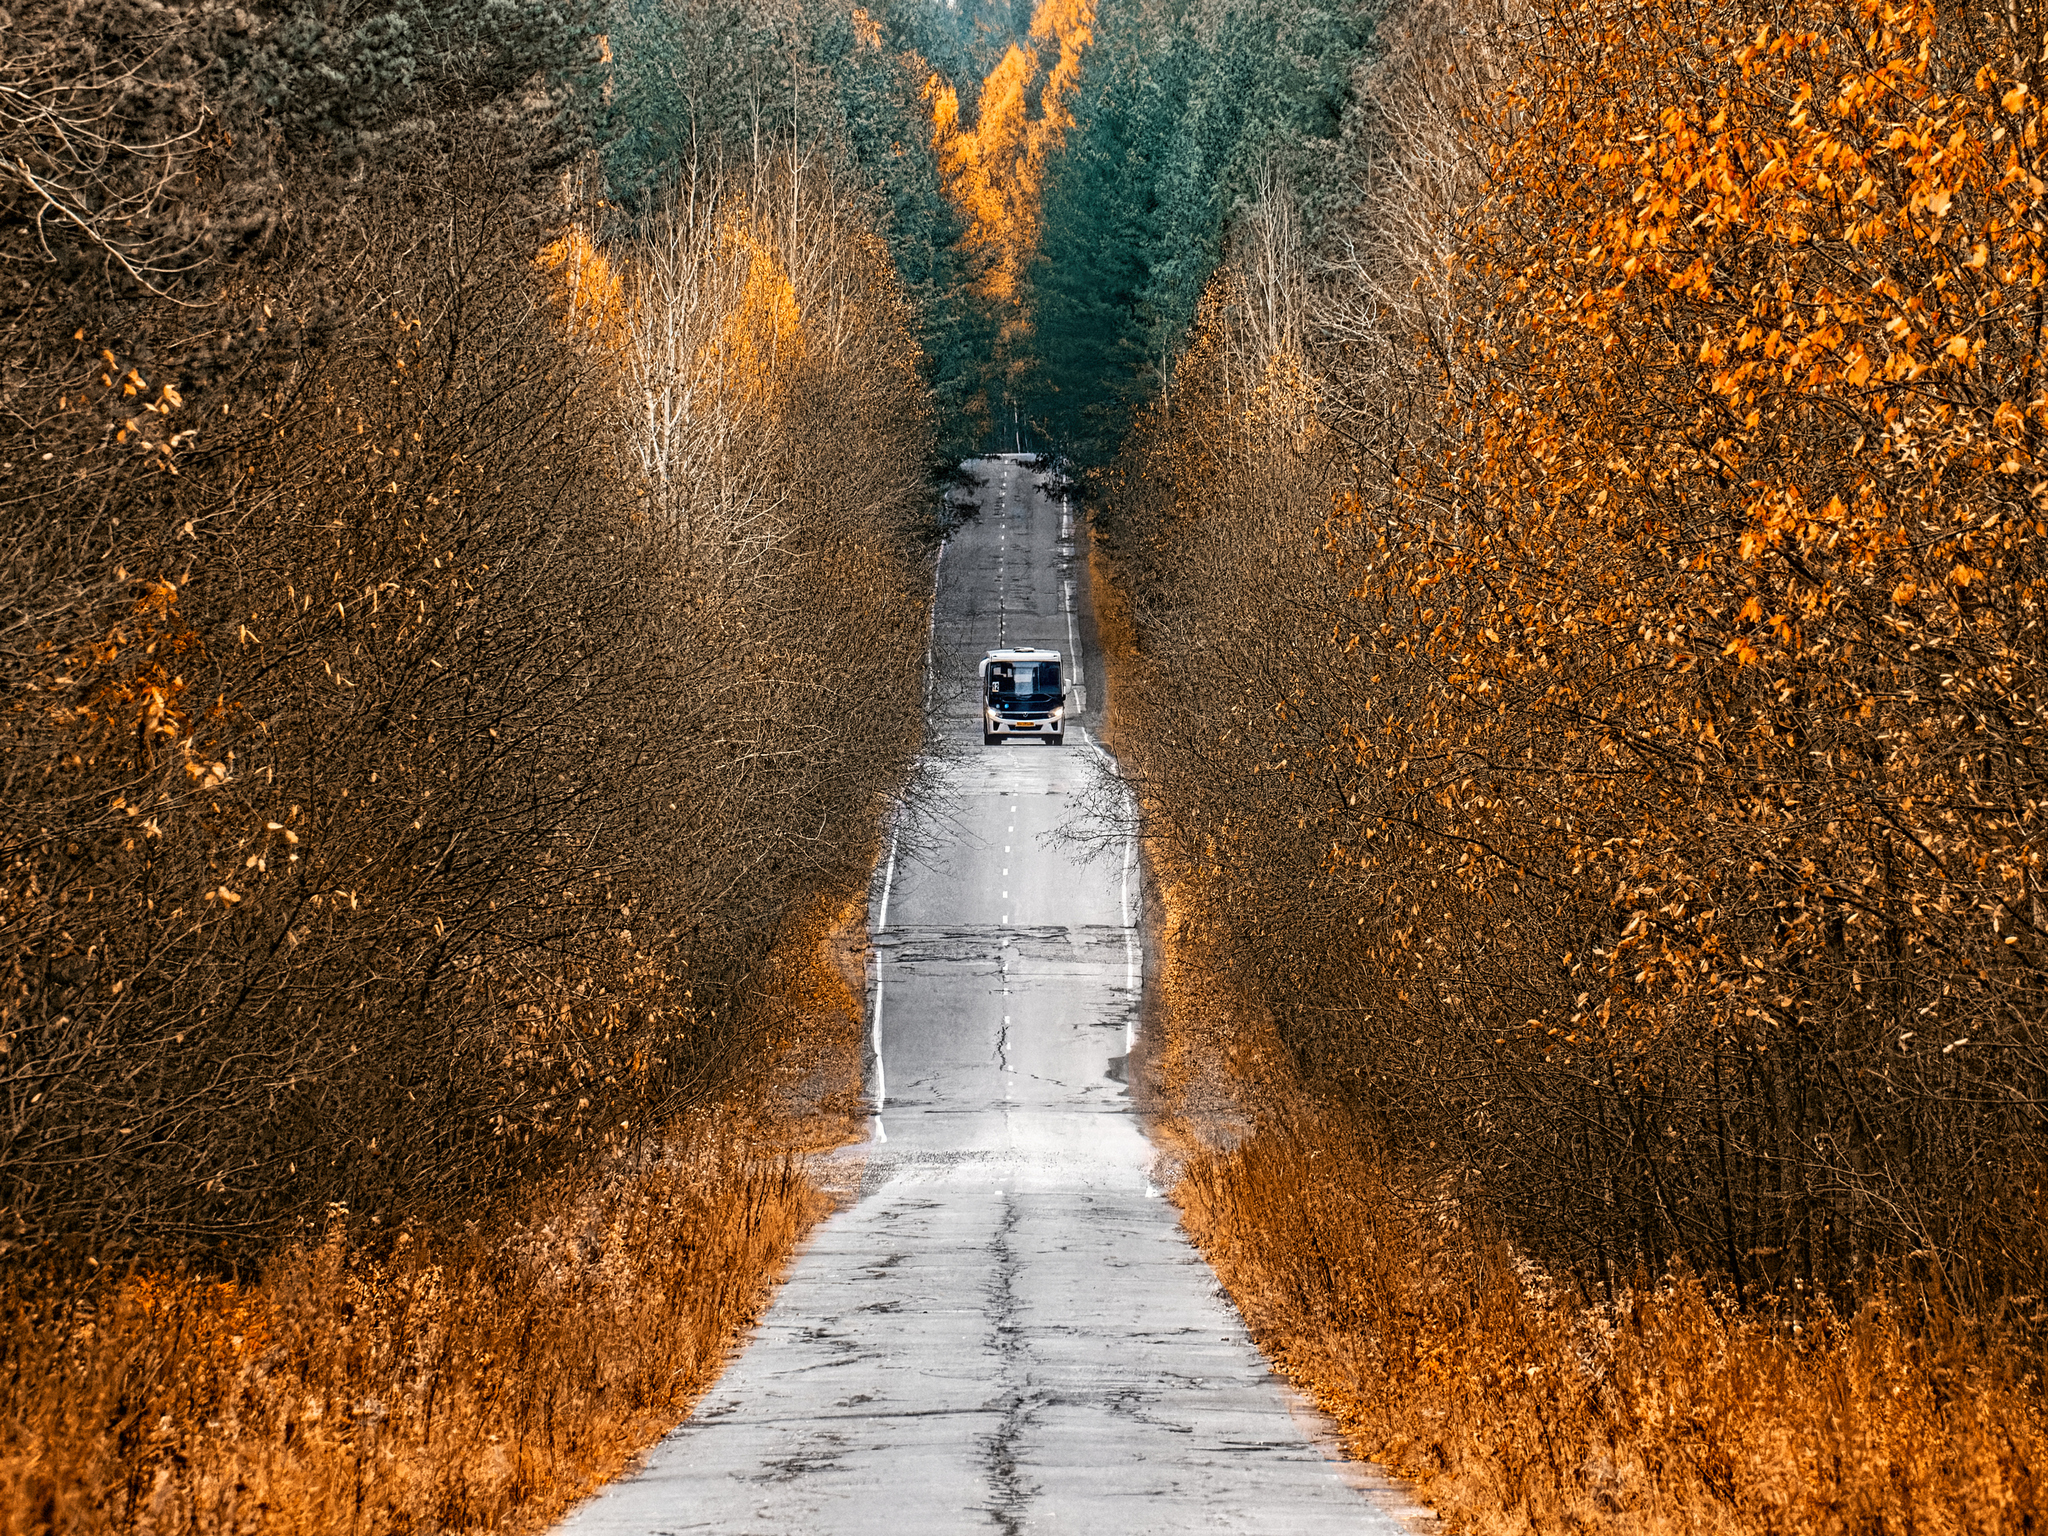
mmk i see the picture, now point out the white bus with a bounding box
[980,647,1066,746]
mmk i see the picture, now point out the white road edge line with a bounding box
[870,832,897,1144]
[1062,495,1086,715]
[1064,579,1084,715]
[1121,835,1137,1052]
[922,539,947,715]
[871,537,949,1145]
[1084,734,1141,1051]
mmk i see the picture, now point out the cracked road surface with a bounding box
[557,457,1412,1534]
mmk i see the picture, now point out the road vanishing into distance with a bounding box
[559,458,1419,1534]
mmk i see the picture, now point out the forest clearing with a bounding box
[2,0,2043,1529]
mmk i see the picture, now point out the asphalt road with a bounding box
[556,457,1418,1534]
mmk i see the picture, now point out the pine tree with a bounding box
[1027,0,1372,461]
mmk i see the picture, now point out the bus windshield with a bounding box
[987,660,1062,704]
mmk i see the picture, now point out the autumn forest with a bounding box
[3,0,2046,1528]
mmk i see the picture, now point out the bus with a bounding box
[980,648,1065,746]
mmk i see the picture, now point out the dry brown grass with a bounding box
[1150,933,2048,1536]
[0,1138,824,1536]
[0,896,868,1536]
[1176,1116,2048,1536]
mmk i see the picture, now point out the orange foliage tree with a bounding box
[924,0,1095,351]
[1360,0,2048,1294]
[1105,0,2048,1305]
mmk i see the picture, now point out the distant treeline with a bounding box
[1,0,936,1259]
[1098,0,2048,1308]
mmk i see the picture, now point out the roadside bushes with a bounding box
[1,56,933,1259]
[1104,0,2048,1309]
[1099,6,2048,1522]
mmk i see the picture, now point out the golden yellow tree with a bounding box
[925,0,1095,340]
